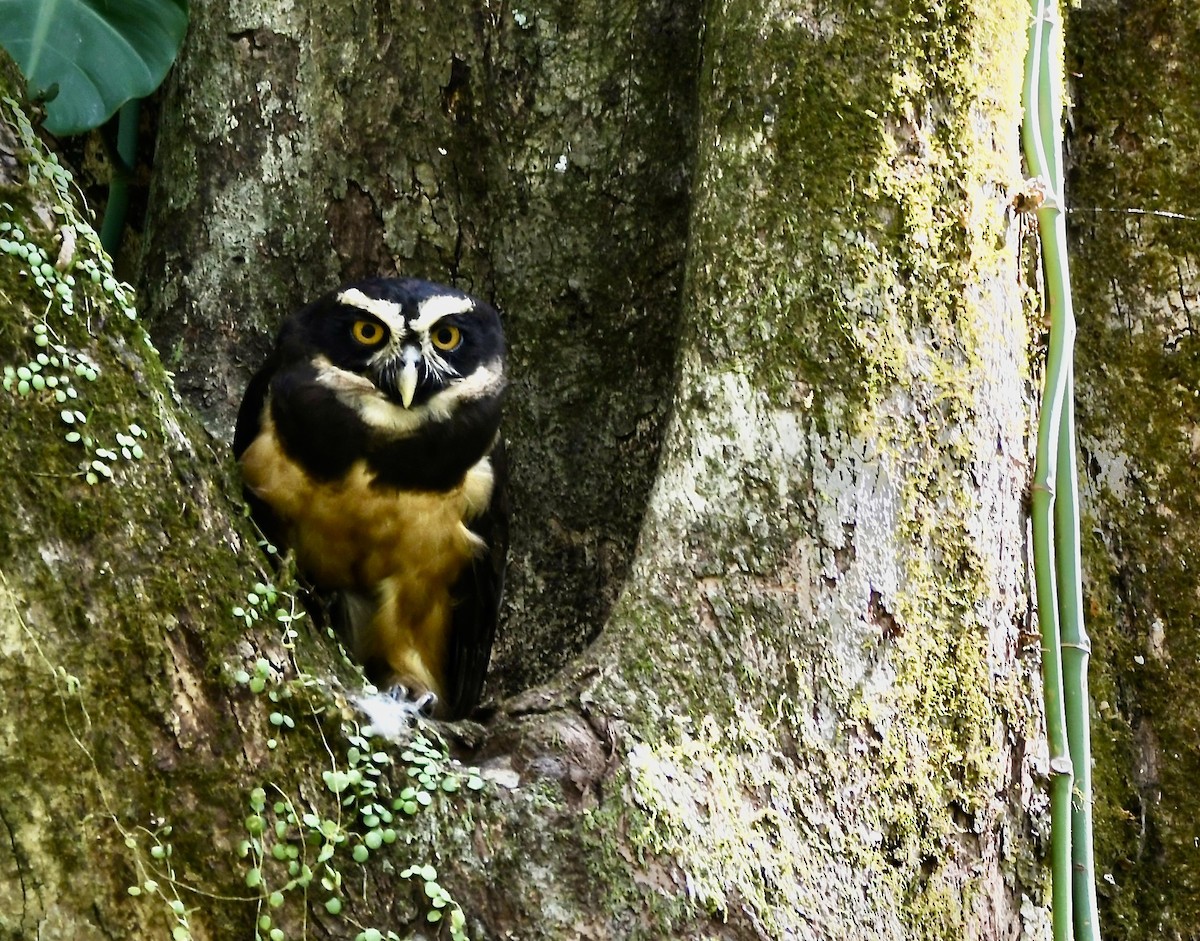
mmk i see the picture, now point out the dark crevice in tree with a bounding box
[135,2,708,703]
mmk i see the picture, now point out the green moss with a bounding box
[0,87,337,936]
[579,1,1044,936]
[686,1,1025,426]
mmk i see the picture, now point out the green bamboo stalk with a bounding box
[1056,364,1101,941]
[1021,2,1076,940]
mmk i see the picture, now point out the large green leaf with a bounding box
[0,0,188,135]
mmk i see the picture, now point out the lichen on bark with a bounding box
[498,1,1049,937]
[0,0,1077,938]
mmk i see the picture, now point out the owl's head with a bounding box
[279,277,506,433]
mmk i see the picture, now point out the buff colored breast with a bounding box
[239,412,493,698]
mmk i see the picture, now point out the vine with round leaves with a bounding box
[0,97,153,484]
[220,559,486,941]
[230,653,484,941]
[1,96,490,938]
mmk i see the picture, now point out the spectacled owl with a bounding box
[233,277,507,719]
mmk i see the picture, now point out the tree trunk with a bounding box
[138,0,702,695]
[1067,3,1200,938]
[0,63,276,937]
[1,0,1067,938]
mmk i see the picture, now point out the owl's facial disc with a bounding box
[372,342,447,410]
[313,282,503,432]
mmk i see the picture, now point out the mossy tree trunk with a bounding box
[0,72,298,937]
[0,1,1071,939]
[1067,3,1200,938]
[138,0,702,694]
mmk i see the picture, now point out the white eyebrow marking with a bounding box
[411,293,475,331]
[337,288,407,336]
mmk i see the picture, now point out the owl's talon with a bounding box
[388,684,439,718]
[414,691,438,717]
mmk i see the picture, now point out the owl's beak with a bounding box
[398,346,421,409]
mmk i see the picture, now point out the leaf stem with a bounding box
[99,98,140,258]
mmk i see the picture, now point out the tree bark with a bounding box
[547,2,1046,935]
[1,0,1067,938]
[1067,3,1200,938]
[139,0,701,694]
[0,63,273,937]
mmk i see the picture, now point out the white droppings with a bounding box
[355,693,420,739]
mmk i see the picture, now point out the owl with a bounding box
[233,277,507,719]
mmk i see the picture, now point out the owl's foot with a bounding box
[389,685,438,718]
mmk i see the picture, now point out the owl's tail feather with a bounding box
[330,587,378,668]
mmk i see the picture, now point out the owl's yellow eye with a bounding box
[430,325,462,351]
[352,320,386,345]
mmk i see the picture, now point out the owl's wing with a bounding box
[445,439,509,719]
[233,353,278,459]
[232,353,289,550]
